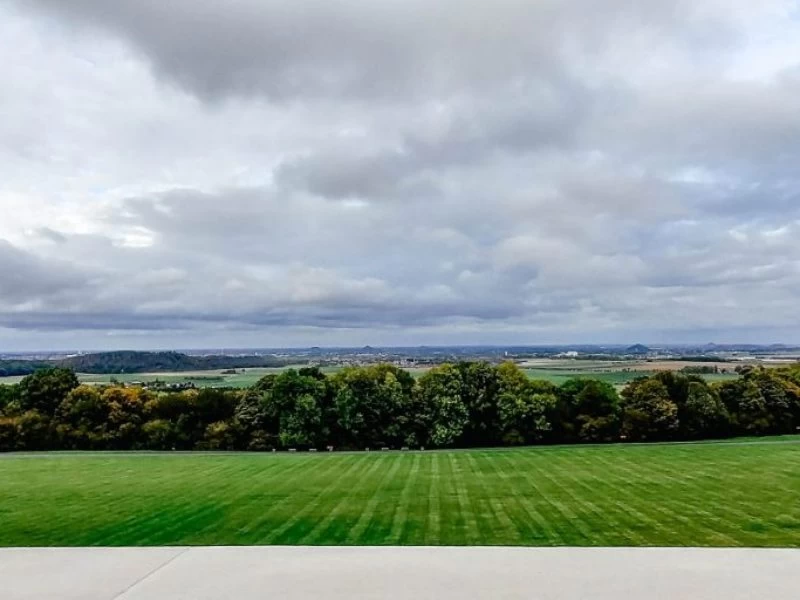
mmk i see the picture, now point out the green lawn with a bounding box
[2,438,799,547]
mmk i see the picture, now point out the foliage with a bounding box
[496,362,557,445]
[621,378,679,441]
[1,362,799,452]
[555,378,621,442]
[331,364,414,448]
[0,360,52,377]
[18,368,79,416]
[0,384,20,414]
[415,365,469,447]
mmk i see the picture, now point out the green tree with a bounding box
[496,362,556,444]
[331,365,414,448]
[0,416,17,451]
[15,410,52,450]
[415,365,469,447]
[0,384,20,415]
[455,361,501,446]
[750,369,800,433]
[682,382,729,439]
[144,390,200,449]
[56,385,109,449]
[202,420,239,450]
[557,379,621,442]
[717,378,770,435]
[142,419,176,450]
[265,369,328,448]
[103,387,149,449]
[235,389,278,450]
[18,368,79,416]
[621,378,679,441]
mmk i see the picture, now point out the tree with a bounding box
[144,390,200,449]
[717,378,770,435]
[56,385,108,449]
[14,410,52,450]
[265,369,328,448]
[557,379,621,442]
[202,420,239,450]
[103,387,149,449]
[142,419,175,450]
[0,384,20,415]
[649,371,731,440]
[455,361,501,446]
[749,369,800,433]
[331,365,413,448]
[621,378,679,441]
[235,389,278,450]
[415,365,469,447]
[496,362,556,445]
[0,416,17,451]
[682,382,729,439]
[18,368,79,416]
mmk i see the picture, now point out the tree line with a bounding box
[1,362,799,452]
[0,351,292,377]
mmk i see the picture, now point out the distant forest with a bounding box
[1,361,799,452]
[0,351,292,376]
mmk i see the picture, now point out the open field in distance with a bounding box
[1,437,799,547]
[0,359,748,388]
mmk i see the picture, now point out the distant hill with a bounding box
[0,351,293,376]
[0,360,52,377]
[626,344,651,355]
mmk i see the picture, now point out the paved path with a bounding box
[2,546,798,599]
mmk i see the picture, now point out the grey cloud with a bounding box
[2,1,800,346]
[0,240,90,305]
[21,0,731,102]
[275,79,588,200]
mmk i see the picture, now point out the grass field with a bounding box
[2,438,799,547]
[0,366,340,388]
[0,365,738,388]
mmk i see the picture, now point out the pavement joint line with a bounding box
[110,547,190,600]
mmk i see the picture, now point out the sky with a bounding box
[1,0,800,351]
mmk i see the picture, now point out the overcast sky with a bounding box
[1,0,800,351]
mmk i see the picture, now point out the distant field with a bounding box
[521,368,738,387]
[0,361,740,388]
[0,366,335,388]
[1,438,799,547]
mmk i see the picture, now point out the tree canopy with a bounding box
[1,362,799,452]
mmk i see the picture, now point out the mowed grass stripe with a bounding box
[1,438,800,547]
[445,452,480,545]
[505,452,595,544]
[584,452,681,546]
[544,452,647,546]
[622,452,750,546]
[423,452,442,544]
[298,455,384,545]
[588,450,699,545]
[234,456,338,544]
[464,452,518,544]
[530,451,615,546]
[346,454,402,543]
[265,455,367,544]
[226,455,330,542]
[481,452,554,544]
[389,452,423,544]
[609,451,744,546]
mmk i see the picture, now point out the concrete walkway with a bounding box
[2,546,798,599]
